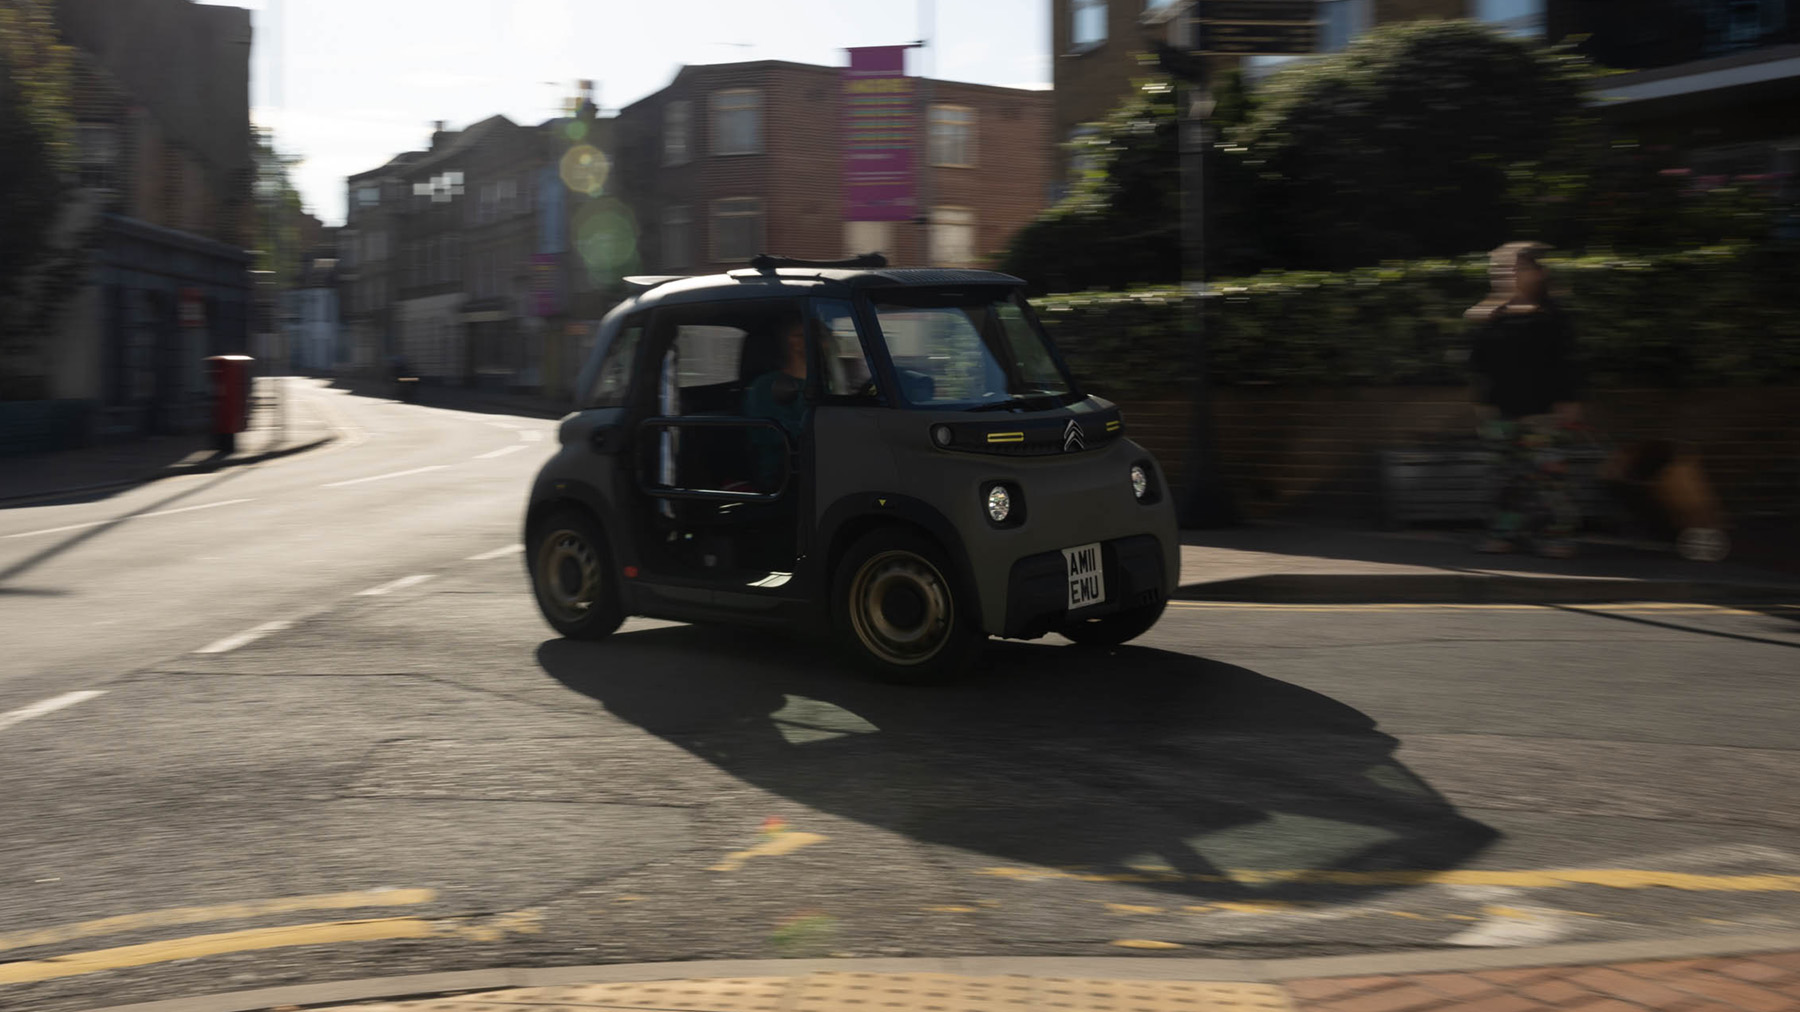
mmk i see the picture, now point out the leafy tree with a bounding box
[998,74,1267,293]
[253,127,308,291]
[0,0,76,396]
[1235,20,1593,270]
[0,0,71,289]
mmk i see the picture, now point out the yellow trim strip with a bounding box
[0,889,438,954]
[1106,420,1122,431]
[986,432,1026,443]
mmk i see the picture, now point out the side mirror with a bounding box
[771,373,801,406]
[899,370,936,403]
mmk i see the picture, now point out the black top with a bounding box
[1469,303,1582,419]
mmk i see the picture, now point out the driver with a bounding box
[743,315,809,491]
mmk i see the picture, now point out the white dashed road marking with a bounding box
[355,574,435,597]
[196,621,293,655]
[474,444,528,460]
[321,465,449,488]
[4,499,257,539]
[0,691,108,733]
[467,544,524,561]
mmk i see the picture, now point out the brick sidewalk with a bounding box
[1288,951,1800,1011]
[274,952,1800,1012]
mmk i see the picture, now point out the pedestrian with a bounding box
[1465,241,1584,558]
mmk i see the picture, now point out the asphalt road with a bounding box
[2,382,1797,1011]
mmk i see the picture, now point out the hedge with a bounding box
[1033,245,1800,397]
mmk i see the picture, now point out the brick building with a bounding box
[12,0,256,447]
[341,151,423,374]
[612,60,1053,274]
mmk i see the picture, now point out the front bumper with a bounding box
[1001,533,1167,640]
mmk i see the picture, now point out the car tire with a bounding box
[1061,599,1166,647]
[833,528,982,685]
[529,507,624,640]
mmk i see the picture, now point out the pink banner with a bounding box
[843,46,918,222]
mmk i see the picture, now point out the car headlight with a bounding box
[1130,464,1149,501]
[986,485,1012,523]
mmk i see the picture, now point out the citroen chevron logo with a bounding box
[1063,419,1086,452]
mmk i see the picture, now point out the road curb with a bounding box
[74,931,1800,1012]
[0,435,336,508]
[164,435,337,476]
[1175,572,1800,605]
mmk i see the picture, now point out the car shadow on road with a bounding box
[536,628,1498,903]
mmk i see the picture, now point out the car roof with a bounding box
[623,266,1023,307]
[568,266,1027,409]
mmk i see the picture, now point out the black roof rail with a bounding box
[747,252,889,270]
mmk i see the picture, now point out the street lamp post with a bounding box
[1173,8,1238,529]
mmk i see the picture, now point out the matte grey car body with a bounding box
[525,261,1178,680]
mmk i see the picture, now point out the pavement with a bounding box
[62,943,1800,1011]
[3,380,1798,1012]
[0,377,343,506]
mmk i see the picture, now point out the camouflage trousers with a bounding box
[1481,415,1579,547]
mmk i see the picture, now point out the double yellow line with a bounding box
[0,888,540,987]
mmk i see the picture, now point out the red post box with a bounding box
[205,355,255,453]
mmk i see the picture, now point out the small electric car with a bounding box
[525,254,1178,682]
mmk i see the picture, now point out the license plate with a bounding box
[1064,542,1105,611]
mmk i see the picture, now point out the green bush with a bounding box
[1036,246,1800,397]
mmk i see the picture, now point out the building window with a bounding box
[357,185,380,207]
[1072,0,1108,49]
[712,197,763,262]
[664,100,692,166]
[76,124,120,190]
[712,89,762,156]
[844,220,892,259]
[662,205,693,270]
[928,207,977,268]
[929,105,976,168]
[478,182,497,224]
[497,177,518,216]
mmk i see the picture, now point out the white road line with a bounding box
[355,574,435,597]
[484,420,524,430]
[0,691,108,733]
[196,621,293,655]
[474,444,528,460]
[467,544,525,561]
[4,499,256,539]
[518,430,544,442]
[321,465,449,488]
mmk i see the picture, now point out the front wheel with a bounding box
[1061,599,1166,647]
[529,508,624,640]
[832,529,982,685]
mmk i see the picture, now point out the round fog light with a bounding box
[1130,465,1149,501]
[931,424,953,447]
[986,485,1012,523]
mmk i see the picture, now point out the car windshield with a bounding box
[869,289,1078,409]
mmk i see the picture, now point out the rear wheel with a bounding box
[833,529,981,685]
[1061,599,1166,647]
[530,507,624,640]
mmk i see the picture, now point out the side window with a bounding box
[673,324,747,393]
[586,319,644,408]
[810,298,875,398]
[648,298,806,415]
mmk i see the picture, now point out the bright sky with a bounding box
[201,0,1052,226]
